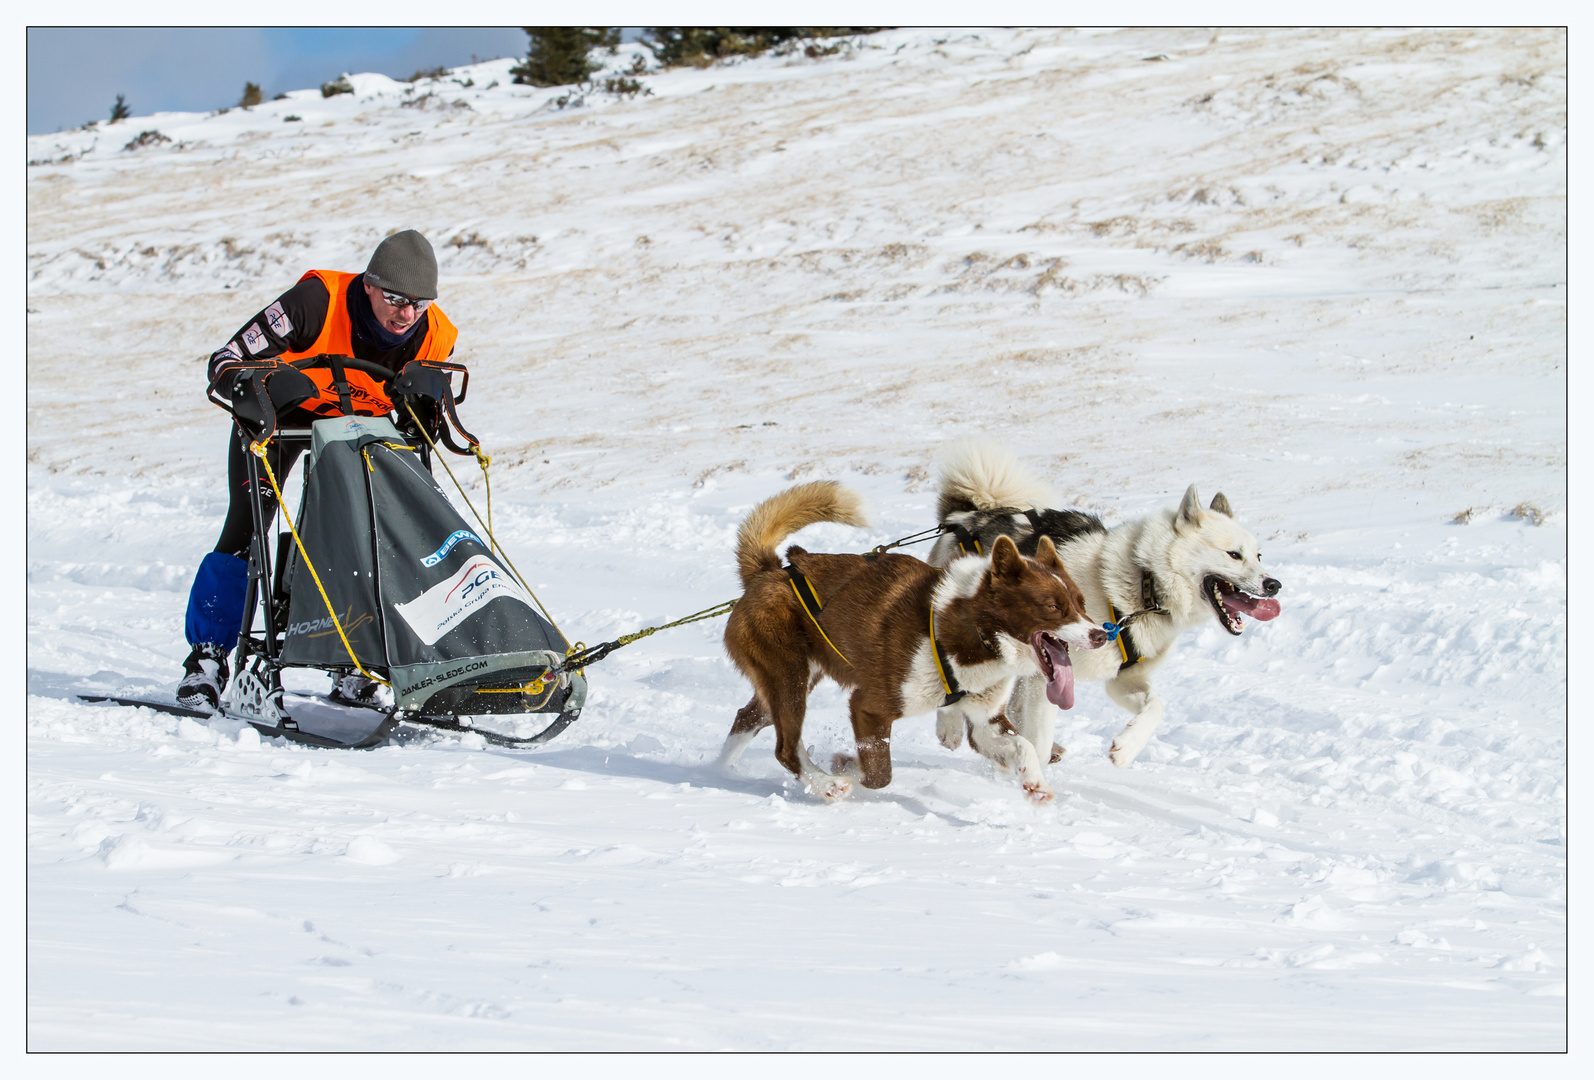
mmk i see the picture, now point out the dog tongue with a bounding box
[1224,593,1281,622]
[1040,636,1075,709]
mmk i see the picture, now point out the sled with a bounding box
[91,354,586,749]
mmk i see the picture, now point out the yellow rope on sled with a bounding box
[481,598,740,699]
[400,404,743,701]
[402,402,564,639]
[251,440,390,688]
[473,445,496,555]
[612,599,739,648]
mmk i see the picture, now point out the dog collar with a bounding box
[1140,567,1163,613]
[928,607,967,706]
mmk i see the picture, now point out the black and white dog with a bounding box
[927,438,1282,769]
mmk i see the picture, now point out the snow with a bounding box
[26,28,1564,1050]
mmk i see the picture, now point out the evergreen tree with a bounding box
[109,93,131,123]
[511,28,620,87]
[645,28,880,68]
[240,82,263,108]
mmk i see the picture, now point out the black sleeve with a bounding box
[206,276,332,386]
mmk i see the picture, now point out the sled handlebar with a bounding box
[207,354,476,451]
[289,354,471,409]
[207,360,319,442]
[289,354,399,382]
[390,360,479,454]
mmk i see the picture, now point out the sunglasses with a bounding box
[370,281,433,312]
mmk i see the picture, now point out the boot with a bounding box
[176,643,231,711]
[330,672,384,707]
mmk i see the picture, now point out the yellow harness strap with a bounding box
[1106,602,1129,666]
[787,568,850,665]
[928,607,967,706]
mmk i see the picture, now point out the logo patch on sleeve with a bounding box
[263,301,293,337]
[394,555,533,646]
[241,322,268,355]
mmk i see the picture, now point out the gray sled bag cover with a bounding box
[280,416,572,711]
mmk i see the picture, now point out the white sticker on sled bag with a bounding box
[394,554,533,646]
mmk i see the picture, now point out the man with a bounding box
[177,229,458,710]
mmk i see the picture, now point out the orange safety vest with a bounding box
[279,269,459,417]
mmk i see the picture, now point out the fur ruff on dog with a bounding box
[929,440,1282,770]
[720,480,1103,802]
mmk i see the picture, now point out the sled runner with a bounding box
[83,354,585,749]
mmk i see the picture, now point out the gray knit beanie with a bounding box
[365,229,438,300]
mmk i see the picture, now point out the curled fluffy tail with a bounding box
[935,437,1059,519]
[736,481,871,587]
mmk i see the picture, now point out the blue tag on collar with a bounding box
[1102,621,1121,642]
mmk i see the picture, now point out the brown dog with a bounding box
[719,481,1105,802]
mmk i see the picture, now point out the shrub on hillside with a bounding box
[601,75,651,99]
[123,130,171,151]
[511,28,620,86]
[321,76,354,98]
[109,94,131,123]
[644,28,881,68]
[240,82,263,107]
[408,65,448,82]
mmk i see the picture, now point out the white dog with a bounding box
[928,438,1282,769]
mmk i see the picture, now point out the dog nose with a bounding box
[1262,577,1282,596]
[1087,628,1109,649]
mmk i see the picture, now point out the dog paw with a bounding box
[830,752,862,779]
[935,711,963,750]
[808,775,852,803]
[1050,743,1065,764]
[1022,781,1055,804]
[1109,723,1154,767]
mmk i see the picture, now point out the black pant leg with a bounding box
[214,428,304,559]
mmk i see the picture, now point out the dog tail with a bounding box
[736,481,871,587]
[935,437,1059,518]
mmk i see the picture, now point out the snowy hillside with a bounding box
[27,28,1564,1050]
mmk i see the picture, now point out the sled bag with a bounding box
[280,416,569,709]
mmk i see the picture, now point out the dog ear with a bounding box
[990,534,1024,579]
[1209,492,1233,518]
[1177,484,1205,530]
[1031,533,1063,570]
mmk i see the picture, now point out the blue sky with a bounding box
[27,28,534,134]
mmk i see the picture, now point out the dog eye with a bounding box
[1227,550,1242,560]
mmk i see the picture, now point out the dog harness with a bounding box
[949,523,983,556]
[927,607,967,707]
[786,566,850,665]
[787,562,967,706]
[1106,569,1169,672]
[949,508,1045,557]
